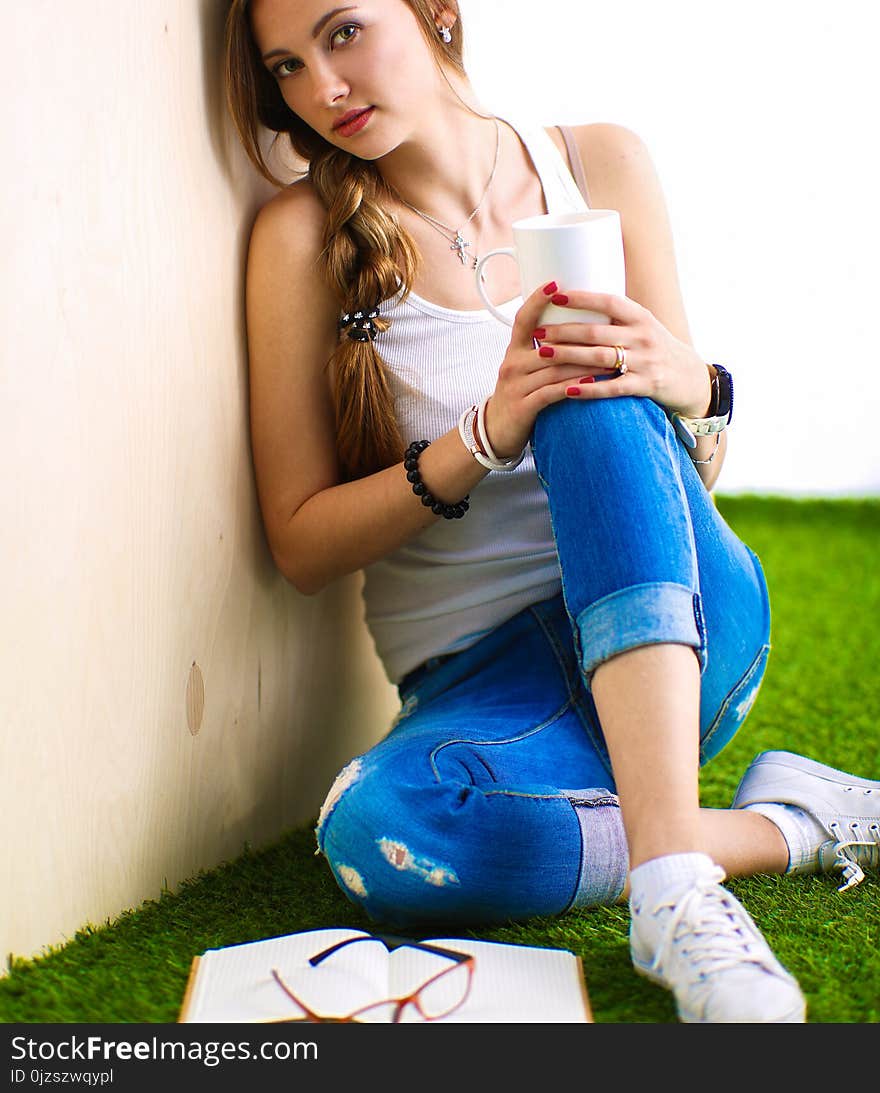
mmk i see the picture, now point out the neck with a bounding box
[377,91,502,225]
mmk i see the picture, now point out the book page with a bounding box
[182,928,391,1023]
[389,938,590,1023]
[182,931,591,1023]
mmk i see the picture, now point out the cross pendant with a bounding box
[450,231,472,265]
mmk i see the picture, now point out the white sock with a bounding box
[629,852,719,948]
[630,851,717,897]
[740,802,828,873]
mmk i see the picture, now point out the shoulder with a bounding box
[245,177,338,376]
[572,122,650,163]
[547,121,648,161]
[548,122,659,207]
[246,177,338,329]
[248,177,326,265]
[546,122,664,214]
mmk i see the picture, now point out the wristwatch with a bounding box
[671,363,734,450]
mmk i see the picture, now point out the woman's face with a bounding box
[249,0,449,158]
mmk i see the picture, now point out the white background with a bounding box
[459,0,879,496]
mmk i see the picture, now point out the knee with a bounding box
[314,752,630,926]
[531,396,675,488]
[534,394,668,450]
[314,752,476,927]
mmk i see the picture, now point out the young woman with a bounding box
[224,0,879,1022]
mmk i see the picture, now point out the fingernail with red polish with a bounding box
[566,386,581,397]
[543,282,558,296]
[532,328,547,341]
[579,376,595,384]
[539,346,555,358]
[551,294,569,306]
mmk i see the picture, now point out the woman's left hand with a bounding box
[537,289,713,419]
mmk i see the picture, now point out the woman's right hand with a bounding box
[482,281,601,459]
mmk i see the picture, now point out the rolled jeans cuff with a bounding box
[567,790,629,908]
[574,580,706,680]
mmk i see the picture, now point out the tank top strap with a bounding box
[498,115,591,214]
[557,125,592,207]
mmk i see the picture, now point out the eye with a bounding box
[330,23,360,48]
[272,57,303,78]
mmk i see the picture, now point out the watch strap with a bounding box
[709,363,733,423]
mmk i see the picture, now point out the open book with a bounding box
[179,927,592,1023]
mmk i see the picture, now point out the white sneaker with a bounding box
[733,750,880,891]
[630,863,806,1023]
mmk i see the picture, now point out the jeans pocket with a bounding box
[699,641,771,764]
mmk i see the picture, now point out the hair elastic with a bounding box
[339,306,381,343]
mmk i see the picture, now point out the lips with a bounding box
[333,107,375,137]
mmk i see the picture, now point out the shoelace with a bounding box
[649,867,779,983]
[826,815,880,892]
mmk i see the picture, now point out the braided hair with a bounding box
[224,1,466,479]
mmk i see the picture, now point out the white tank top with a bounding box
[362,117,590,684]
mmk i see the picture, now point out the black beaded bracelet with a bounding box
[404,440,470,520]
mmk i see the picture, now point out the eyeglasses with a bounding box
[271,934,475,1023]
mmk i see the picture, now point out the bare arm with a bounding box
[246,183,491,595]
[249,176,633,595]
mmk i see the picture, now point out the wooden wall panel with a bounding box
[0,0,399,963]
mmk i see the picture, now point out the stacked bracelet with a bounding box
[404,440,470,519]
[457,398,526,472]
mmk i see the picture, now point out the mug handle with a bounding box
[474,248,516,326]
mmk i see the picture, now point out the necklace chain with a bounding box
[391,117,502,269]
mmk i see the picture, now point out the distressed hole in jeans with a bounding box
[316,757,362,838]
[336,864,368,898]
[733,679,761,722]
[377,838,460,887]
[700,642,771,764]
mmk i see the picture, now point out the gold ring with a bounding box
[614,345,628,375]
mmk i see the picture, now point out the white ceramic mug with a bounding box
[474,210,626,326]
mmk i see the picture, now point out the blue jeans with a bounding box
[315,396,771,927]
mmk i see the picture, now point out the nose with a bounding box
[309,59,349,109]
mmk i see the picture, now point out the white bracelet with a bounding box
[457,400,526,472]
[476,397,526,471]
[458,404,483,458]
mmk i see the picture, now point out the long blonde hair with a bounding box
[224,1,467,480]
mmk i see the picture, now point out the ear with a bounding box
[433,4,458,31]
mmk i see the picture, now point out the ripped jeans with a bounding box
[314,396,772,927]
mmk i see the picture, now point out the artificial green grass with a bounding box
[2,496,878,1024]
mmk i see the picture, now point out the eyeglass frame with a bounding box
[270,933,475,1023]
